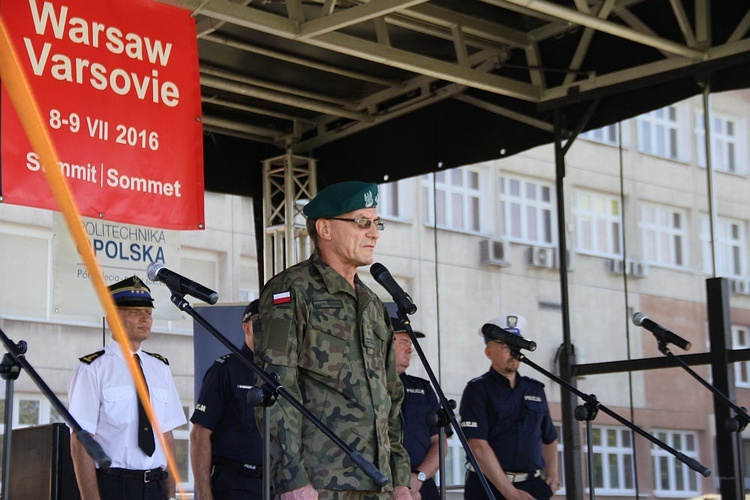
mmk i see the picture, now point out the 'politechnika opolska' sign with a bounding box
[1,0,205,230]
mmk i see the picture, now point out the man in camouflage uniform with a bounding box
[255,181,412,500]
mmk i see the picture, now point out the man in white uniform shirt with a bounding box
[68,276,186,500]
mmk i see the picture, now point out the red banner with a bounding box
[1,0,204,230]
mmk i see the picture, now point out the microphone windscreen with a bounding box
[146,262,163,281]
[632,312,646,327]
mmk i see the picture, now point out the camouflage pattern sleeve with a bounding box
[382,305,413,488]
[255,273,311,493]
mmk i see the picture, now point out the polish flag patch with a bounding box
[273,291,291,305]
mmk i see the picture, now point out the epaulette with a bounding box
[524,376,546,388]
[79,350,105,364]
[215,354,231,364]
[143,351,169,365]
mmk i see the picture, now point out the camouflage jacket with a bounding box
[255,251,411,494]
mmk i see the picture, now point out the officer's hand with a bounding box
[501,486,536,500]
[280,484,318,500]
[393,485,411,500]
[546,474,562,492]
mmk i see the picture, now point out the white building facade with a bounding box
[0,89,749,497]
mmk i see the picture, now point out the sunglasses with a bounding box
[327,217,385,231]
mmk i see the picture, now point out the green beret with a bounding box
[303,181,378,218]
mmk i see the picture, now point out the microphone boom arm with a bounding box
[510,349,711,478]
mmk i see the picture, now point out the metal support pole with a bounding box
[707,278,742,500]
[702,84,718,277]
[553,110,584,500]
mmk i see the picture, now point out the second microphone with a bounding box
[481,323,537,351]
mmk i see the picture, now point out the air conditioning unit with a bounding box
[607,259,625,275]
[628,260,649,278]
[729,278,750,295]
[527,246,556,269]
[607,259,648,278]
[479,239,510,267]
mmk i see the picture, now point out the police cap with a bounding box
[109,275,154,308]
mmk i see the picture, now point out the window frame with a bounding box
[498,175,556,246]
[581,123,621,146]
[585,425,636,495]
[638,203,687,269]
[572,190,623,258]
[695,111,741,174]
[651,429,700,497]
[734,325,750,388]
[637,105,680,160]
[700,215,746,278]
[422,168,482,234]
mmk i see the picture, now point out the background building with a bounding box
[0,89,748,497]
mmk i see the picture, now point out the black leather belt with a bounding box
[213,456,263,479]
[98,467,168,483]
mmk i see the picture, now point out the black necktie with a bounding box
[133,354,156,456]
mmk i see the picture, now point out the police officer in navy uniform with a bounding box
[391,313,450,500]
[459,314,560,500]
[190,300,264,499]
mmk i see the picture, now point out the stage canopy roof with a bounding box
[168,0,750,198]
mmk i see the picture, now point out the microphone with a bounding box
[481,324,537,351]
[632,312,692,351]
[370,263,417,315]
[146,262,219,305]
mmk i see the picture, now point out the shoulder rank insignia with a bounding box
[215,354,231,364]
[79,350,105,364]
[143,351,169,365]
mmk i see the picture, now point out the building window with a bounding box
[652,430,700,496]
[638,106,678,159]
[581,124,620,146]
[695,113,738,173]
[734,326,750,388]
[639,204,686,268]
[586,426,635,494]
[378,180,401,219]
[422,169,481,233]
[701,216,745,278]
[499,176,555,245]
[573,191,622,257]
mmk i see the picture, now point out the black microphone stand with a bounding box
[573,397,599,500]
[0,326,111,499]
[169,292,389,497]
[426,405,453,499]
[395,308,496,500]
[654,340,748,495]
[510,348,711,488]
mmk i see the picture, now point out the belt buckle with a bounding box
[506,471,528,483]
[144,470,151,483]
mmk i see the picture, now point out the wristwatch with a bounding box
[415,470,427,482]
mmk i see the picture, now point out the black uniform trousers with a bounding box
[211,463,263,499]
[96,469,166,500]
[419,477,439,500]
